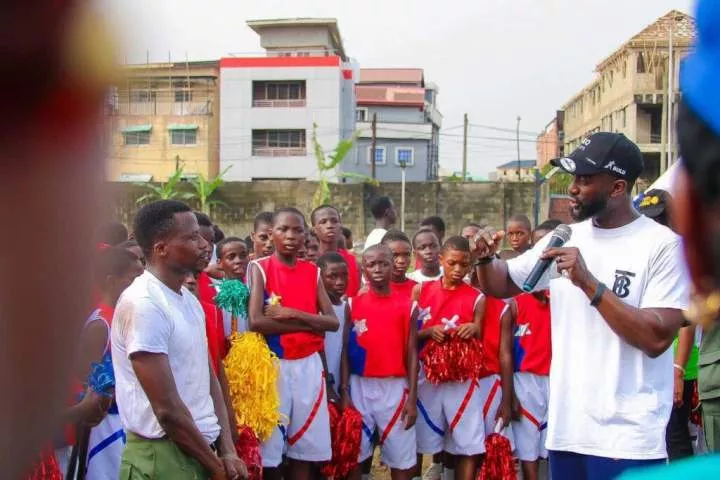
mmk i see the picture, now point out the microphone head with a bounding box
[552,224,572,243]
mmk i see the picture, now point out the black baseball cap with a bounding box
[551,132,644,182]
[637,189,671,219]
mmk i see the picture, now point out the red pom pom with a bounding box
[478,433,515,480]
[321,402,363,478]
[26,451,63,480]
[234,426,263,480]
[420,331,484,384]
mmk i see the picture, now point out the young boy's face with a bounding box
[387,240,412,281]
[198,225,215,269]
[312,207,341,245]
[183,271,198,296]
[321,261,348,301]
[219,241,249,281]
[506,221,531,252]
[439,248,471,285]
[362,248,392,290]
[306,235,320,263]
[252,221,274,258]
[414,231,440,270]
[272,212,305,257]
[531,228,552,245]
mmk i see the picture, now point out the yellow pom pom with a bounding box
[223,332,282,441]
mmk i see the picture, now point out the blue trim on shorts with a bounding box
[549,450,666,480]
[87,428,126,463]
[416,399,445,436]
[361,422,374,440]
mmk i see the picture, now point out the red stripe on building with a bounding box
[220,56,341,68]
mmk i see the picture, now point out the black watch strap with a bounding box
[473,256,495,267]
[590,282,607,307]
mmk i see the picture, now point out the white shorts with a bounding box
[261,353,331,467]
[478,374,515,450]
[512,372,549,461]
[416,369,485,456]
[350,375,417,470]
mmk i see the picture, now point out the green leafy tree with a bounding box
[135,166,195,205]
[311,123,374,207]
[189,166,231,214]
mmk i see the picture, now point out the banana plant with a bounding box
[135,166,196,205]
[189,166,232,214]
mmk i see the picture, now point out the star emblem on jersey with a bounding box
[267,292,282,306]
[418,307,432,324]
[441,315,460,331]
[353,319,368,336]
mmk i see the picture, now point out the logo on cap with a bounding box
[559,157,576,172]
[604,160,627,176]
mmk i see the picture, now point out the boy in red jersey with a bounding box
[311,205,361,296]
[414,236,486,480]
[408,229,443,284]
[507,224,554,480]
[381,230,417,299]
[250,211,275,261]
[341,244,419,479]
[248,207,339,480]
[215,236,251,336]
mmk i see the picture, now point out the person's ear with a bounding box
[153,239,168,259]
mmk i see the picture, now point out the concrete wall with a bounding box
[258,27,332,51]
[362,105,425,124]
[106,180,538,242]
[219,65,345,181]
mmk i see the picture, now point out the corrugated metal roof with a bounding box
[359,68,424,85]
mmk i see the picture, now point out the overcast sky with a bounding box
[98,0,694,177]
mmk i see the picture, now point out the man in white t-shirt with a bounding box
[111,200,247,479]
[364,195,397,250]
[472,132,689,479]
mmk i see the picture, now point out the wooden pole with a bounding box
[370,113,377,180]
[462,113,468,180]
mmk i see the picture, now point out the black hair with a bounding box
[194,212,213,228]
[213,225,225,243]
[317,252,347,271]
[97,221,129,246]
[253,212,274,231]
[133,200,192,258]
[508,214,532,231]
[307,230,319,240]
[464,222,484,230]
[678,99,720,204]
[244,235,252,246]
[341,226,352,240]
[441,235,471,254]
[413,227,440,247]
[94,246,140,286]
[535,219,562,233]
[420,216,446,235]
[271,207,306,226]
[310,204,340,225]
[369,196,393,219]
[216,236,248,259]
[381,229,411,246]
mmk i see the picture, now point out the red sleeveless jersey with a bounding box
[391,278,417,300]
[481,297,508,376]
[513,293,551,376]
[418,279,481,331]
[348,289,413,377]
[339,249,360,297]
[198,271,217,305]
[255,255,323,360]
[201,300,225,374]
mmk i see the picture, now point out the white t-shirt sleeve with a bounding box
[507,234,551,291]
[639,237,690,311]
[125,298,174,356]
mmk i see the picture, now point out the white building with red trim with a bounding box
[219,18,357,181]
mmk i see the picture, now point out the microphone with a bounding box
[522,224,572,292]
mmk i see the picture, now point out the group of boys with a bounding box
[76,199,557,480]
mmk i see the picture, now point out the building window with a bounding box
[130,90,156,103]
[356,108,368,122]
[252,129,306,156]
[170,130,197,145]
[395,147,414,166]
[174,90,192,102]
[367,146,386,165]
[637,52,646,73]
[253,81,306,107]
[123,132,150,146]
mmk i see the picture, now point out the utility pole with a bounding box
[370,113,377,180]
[516,116,522,182]
[666,23,674,170]
[462,113,468,180]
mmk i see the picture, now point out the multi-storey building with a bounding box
[219,18,356,181]
[560,10,694,184]
[106,60,219,181]
[343,68,442,182]
[536,112,564,169]
[489,160,537,182]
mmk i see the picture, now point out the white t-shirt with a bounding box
[364,227,387,250]
[111,271,221,442]
[507,215,689,460]
[407,268,443,284]
[325,301,347,386]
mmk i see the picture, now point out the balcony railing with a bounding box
[111,101,212,116]
[252,99,307,108]
[252,147,306,157]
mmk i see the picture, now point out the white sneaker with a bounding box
[423,463,443,480]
